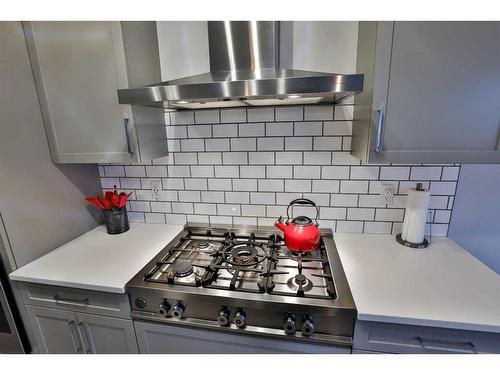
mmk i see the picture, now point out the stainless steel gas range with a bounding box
[126,225,356,352]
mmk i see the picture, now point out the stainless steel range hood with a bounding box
[117,22,364,110]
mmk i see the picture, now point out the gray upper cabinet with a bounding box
[352,22,500,164]
[23,21,167,164]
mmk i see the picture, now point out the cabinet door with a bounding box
[76,313,138,354]
[355,22,500,164]
[134,321,350,354]
[25,306,82,354]
[23,21,134,164]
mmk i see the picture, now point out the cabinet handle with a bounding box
[68,320,83,353]
[416,336,477,353]
[123,118,134,156]
[374,108,384,153]
[78,322,93,354]
[54,294,89,305]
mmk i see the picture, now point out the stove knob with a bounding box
[158,300,170,316]
[283,314,297,334]
[172,302,186,318]
[217,306,230,326]
[302,315,314,337]
[134,297,147,309]
[233,310,246,328]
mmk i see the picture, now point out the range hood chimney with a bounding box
[118,21,364,110]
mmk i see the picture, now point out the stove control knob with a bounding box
[217,306,230,326]
[134,297,147,309]
[158,300,170,316]
[172,302,186,318]
[283,314,297,334]
[234,310,246,328]
[302,315,314,337]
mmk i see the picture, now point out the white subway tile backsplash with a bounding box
[313,137,342,151]
[232,178,258,191]
[102,105,457,231]
[276,107,303,121]
[304,152,331,165]
[258,179,283,192]
[151,201,171,213]
[304,106,334,121]
[276,152,302,165]
[195,110,220,124]
[215,166,239,178]
[257,137,284,151]
[322,166,350,179]
[294,122,322,136]
[240,165,266,178]
[208,179,232,191]
[206,138,230,151]
[239,123,265,137]
[190,166,214,178]
[124,166,146,178]
[285,137,312,150]
[410,166,442,181]
[323,121,352,136]
[223,152,247,165]
[213,124,238,138]
[267,166,292,178]
[285,179,311,192]
[188,125,212,138]
[248,108,274,122]
[249,152,274,165]
[312,180,340,193]
[221,108,246,123]
[334,105,354,121]
[181,139,205,152]
[294,166,321,179]
[266,122,293,136]
[231,138,256,151]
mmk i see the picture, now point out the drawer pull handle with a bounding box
[416,336,477,353]
[54,294,89,305]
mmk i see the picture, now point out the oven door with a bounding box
[0,266,25,353]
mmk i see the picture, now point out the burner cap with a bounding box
[231,245,258,264]
[172,260,194,277]
[196,241,210,249]
[294,274,307,285]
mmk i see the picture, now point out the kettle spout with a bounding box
[275,216,287,232]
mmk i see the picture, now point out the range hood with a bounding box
[117,21,364,110]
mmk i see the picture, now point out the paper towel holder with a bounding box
[396,183,430,249]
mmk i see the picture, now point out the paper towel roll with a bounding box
[401,187,430,244]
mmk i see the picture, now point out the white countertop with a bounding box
[9,223,184,293]
[334,233,500,333]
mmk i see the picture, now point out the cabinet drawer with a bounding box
[354,320,500,354]
[19,282,131,319]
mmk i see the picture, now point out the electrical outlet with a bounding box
[150,180,161,200]
[380,184,395,205]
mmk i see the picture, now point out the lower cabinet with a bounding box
[26,306,138,353]
[353,320,500,354]
[134,320,351,354]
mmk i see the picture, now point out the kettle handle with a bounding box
[286,199,319,226]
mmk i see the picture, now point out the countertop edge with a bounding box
[9,275,126,294]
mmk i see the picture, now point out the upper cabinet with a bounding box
[24,22,167,164]
[352,22,500,164]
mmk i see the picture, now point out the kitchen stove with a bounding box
[127,225,356,350]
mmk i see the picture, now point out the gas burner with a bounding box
[287,274,314,294]
[196,241,210,249]
[171,260,193,277]
[223,243,267,267]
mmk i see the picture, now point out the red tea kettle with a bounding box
[275,199,320,252]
